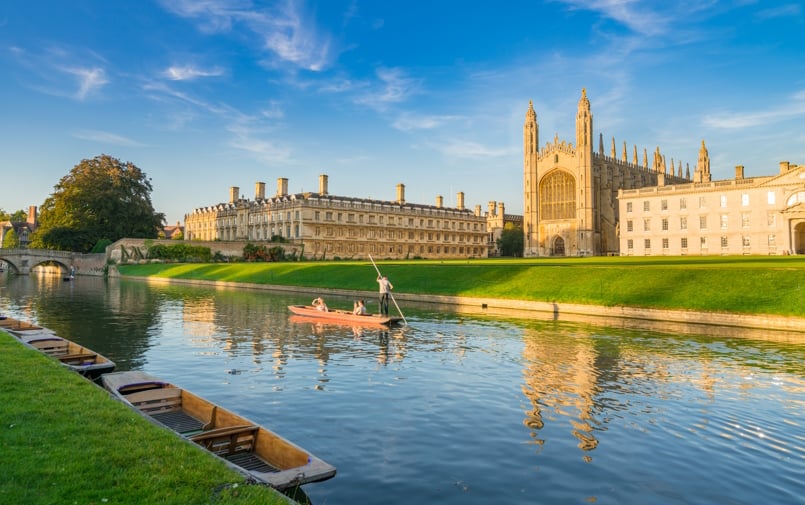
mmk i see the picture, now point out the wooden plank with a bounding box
[126,387,182,414]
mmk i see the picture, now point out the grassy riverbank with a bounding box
[0,331,289,505]
[118,256,805,317]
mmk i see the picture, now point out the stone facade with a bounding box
[0,206,37,248]
[523,89,689,256]
[486,201,523,256]
[185,175,489,260]
[619,160,805,255]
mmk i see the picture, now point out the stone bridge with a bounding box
[0,248,107,276]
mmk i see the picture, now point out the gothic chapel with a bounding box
[523,88,689,256]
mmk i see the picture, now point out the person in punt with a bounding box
[353,299,367,315]
[312,297,328,311]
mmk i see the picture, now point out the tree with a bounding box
[497,224,524,257]
[30,154,165,252]
[0,209,27,222]
[3,227,19,248]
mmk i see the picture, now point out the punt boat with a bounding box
[288,304,402,327]
[8,327,116,380]
[101,370,336,490]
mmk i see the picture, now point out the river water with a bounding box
[1,274,803,505]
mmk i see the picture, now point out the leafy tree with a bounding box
[3,228,19,248]
[0,209,27,222]
[90,238,113,254]
[497,224,524,257]
[30,154,165,252]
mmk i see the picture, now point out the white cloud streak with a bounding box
[354,67,422,111]
[163,65,224,81]
[702,91,805,129]
[72,129,145,146]
[160,0,333,72]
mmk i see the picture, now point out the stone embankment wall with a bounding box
[107,239,299,264]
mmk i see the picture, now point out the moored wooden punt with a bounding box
[288,305,402,327]
[101,370,336,490]
[9,328,116,380]
[0,316,43,332]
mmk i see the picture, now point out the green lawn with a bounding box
[0,332,289,505]
[119,255,805,316]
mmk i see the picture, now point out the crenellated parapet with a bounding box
[536,133,576,160]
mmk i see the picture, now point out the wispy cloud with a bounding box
[355,67,422,111]
[72,129,145,147]
[432,139,513,160]
[755,3,801,20]
[160,0,333,72]
[64,66,108,100]
[392,112,461,131]
[227,121,292,163]
[555,0,676,37]
[702,91,805,129]
[9,45,110,100]
[163,64,225,81]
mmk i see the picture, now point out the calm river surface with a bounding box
[1,274,803,505]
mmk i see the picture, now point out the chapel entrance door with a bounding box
[553,236,565,256]
[794,222,805,254]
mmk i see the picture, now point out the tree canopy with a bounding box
[31,155,165,252]
[0,209,27,222]
[497,223,524,257]
[2,227,20,248]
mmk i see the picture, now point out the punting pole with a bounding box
[368,255,407,325]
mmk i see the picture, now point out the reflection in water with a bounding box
[1,275,804,505]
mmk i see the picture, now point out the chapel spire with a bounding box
[695,140,711,182]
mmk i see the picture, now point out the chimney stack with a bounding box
[319,174,328,195]
[456,191,465,210]
[255,182,266,200]
[735,165,744,180]
[229,186,239,203]
[436,195,443,208]
[396,183,405,204]
[27,206,37,225]
[780,161,790,174]
[277,178,288,197]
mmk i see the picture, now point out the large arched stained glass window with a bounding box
[539,170,576,220]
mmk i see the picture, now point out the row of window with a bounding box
[625,213,777,232]
[626,191,778,213]
[314,227,481,243]
[313,211,480,231]
[627,234,776,250]
[311,241,484,257]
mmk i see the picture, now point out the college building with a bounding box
[524,88,805,256]
[184,175,491,259]
[619,157,805,255]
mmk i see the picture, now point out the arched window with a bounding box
[540,170,576,220]
[786,191,805,206]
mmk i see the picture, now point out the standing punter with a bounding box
[377,275,394,316]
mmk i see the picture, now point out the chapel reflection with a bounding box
[521,324,605,455]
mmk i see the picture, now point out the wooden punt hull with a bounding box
[7,326,115,380]
[288,305,402,327]
[101,370,336,490]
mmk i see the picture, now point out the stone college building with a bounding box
[523,89,805,256]
[185,176,490,259]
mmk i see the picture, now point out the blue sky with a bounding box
[1,1,803,225]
